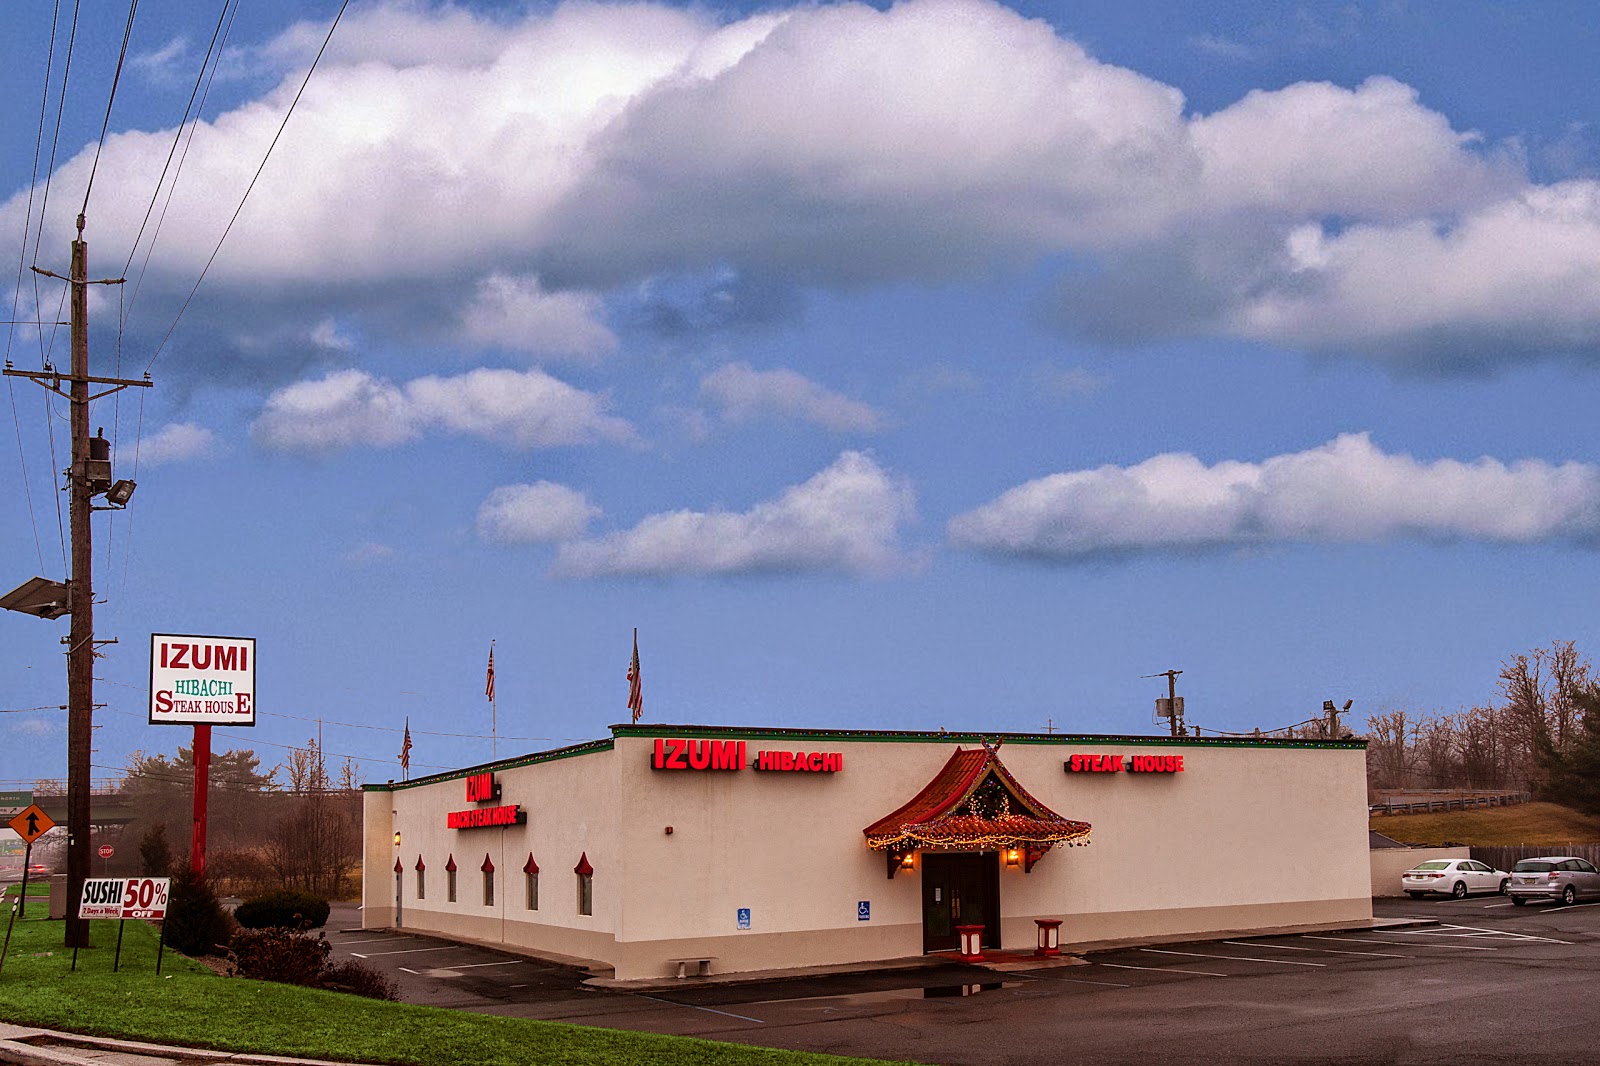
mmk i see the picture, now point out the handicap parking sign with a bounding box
[737,907,751,930]
[857,900,870,921]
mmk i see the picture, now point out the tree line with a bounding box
[100,737,362,897]
[1360,640,1600,814]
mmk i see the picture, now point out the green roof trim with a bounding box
[362,737,615,792]
[605,723,1366,750]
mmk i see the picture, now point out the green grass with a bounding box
[1371,801,1600,846]
[0,917,903,1066]
[3,882,49,898]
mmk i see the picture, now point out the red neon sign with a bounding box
[465,772,500,803]
[1065,753,1183,774]
[446,804,524,829]
[650,739,842,773]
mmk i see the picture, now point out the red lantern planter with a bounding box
[1034,918,1063,957]
[955,924,986,962]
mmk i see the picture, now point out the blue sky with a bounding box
[4,0,1600,787]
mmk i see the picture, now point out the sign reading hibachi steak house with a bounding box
[446,772,525,829]
[651,738,842,773]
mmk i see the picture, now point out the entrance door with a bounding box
[921,852,1000,952]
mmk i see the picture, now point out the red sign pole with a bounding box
[191,724,211,877]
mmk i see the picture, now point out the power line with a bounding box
[30,0,81,272]
[119,0,239,311]
[80,0,143,216]
[148,0,352,372]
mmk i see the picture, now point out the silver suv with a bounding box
[1506,856,1600,906]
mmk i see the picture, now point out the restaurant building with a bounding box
[362,724,1370,980]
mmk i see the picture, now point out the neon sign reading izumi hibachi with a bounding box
[651,738,842,773]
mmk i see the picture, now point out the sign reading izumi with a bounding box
[149,634,256,725]
[447,772,523,829]
[651,738,842,773]
[1065,753,1185,774]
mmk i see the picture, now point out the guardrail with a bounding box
[1369,791,1530,816]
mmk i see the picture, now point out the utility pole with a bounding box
[1323,699,1353,739]
[1143,669,1184,738]
[4,215,150,948]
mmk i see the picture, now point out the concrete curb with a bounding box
[0,1027,372,1066]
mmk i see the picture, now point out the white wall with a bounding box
[1370,846,1470,897]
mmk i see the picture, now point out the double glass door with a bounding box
[921,851,1000,952]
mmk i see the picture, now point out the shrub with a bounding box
[163,868,235,956]
[233,889,331,931]
[229,928,399,1001]
[229,926,330,986]
[323,960,400,1001]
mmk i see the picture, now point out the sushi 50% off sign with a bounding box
[78,877,171,920]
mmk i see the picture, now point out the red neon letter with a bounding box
[653,738,665,769]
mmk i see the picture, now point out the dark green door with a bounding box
[921,852,1000,952]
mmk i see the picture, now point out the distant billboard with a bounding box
[149,634,255,726]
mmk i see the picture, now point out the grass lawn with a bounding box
[0,917,904,1066]
[2,882,49,897]
[1371,801,1600,846]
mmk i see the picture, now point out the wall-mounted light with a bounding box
[393,831,402,847]
[899,851,915,870]
[1004,848,1021,868]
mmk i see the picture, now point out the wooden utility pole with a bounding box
[1144,669,1185,738]
[5,215,150,947]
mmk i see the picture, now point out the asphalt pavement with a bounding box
[324,895,1600,1065]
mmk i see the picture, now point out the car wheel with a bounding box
[1511,897,1527,907]
[1562,885,1577,906]
[1407,891,1425,899]
[1499,878,1510,895]
[1452,880,1467,900]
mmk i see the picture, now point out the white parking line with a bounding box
[350,946,463,958]
[1231,941,1410,959]
[336,938,414,946]
[633,994,764,1024]
[1304,936,1497,952]
[1048,976,1133,988]
[435,960,526,970]
[1141,948,1325,967]
[1391,923,1571,945]
[1096,962,1228,977]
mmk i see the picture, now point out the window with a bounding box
[484,869,495,906]
[416,868,425,899]
[575,851,594,916]
[526,871,539,911]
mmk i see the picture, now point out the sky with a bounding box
[4,0,1600,789]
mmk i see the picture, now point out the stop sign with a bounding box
[97,844,114,859]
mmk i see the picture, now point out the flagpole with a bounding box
[489,640,498,760]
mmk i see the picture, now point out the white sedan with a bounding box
[1402,858,1509,899]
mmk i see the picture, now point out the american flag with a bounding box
[400,718,412,774]
[627,629,642,723]
[485,644,496,703]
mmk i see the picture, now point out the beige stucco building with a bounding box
[363,724,1371,980]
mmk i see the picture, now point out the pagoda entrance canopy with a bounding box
[863,742,1090,875]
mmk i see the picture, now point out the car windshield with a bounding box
[1513,860,1555,872]
[1413,861,1452,871]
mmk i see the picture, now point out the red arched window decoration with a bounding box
[481,853,495,873]
[444,854,457,872]
[574,852,594,876]
[393,858,402,873]
[415,855,426,871]
[523,853,539,875]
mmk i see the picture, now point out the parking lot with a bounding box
[327,896,1600,1065]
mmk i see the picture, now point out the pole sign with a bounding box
[149,634,256,725]
[78,877,170,920]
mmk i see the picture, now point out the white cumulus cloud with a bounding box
[477,482,601,544]
[700,363,885,432]
[251,368,634,452]
[137,423,216,466]
[1,0,1581,368]
[949,433,1600,559]
[553,451,915,576]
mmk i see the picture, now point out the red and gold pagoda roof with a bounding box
[862,744,1091,852]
